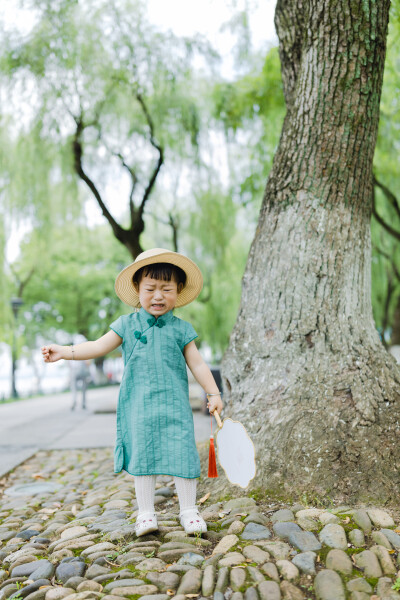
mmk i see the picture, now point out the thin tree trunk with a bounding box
[221,0,399,503]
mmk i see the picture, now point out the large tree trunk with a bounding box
[221,0,400,504]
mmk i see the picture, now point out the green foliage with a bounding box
[0,0,218,238]
[13,222,130,346]
[211,46,285,207]
[392,577,400,591]
[370,0,400,342]
[176,188,251,361]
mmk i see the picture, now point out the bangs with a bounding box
[133,263,187,286]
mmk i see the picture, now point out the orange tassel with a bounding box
[208,435,218,478]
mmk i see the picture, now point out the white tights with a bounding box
[134,475,197,517]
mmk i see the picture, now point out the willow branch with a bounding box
[135,92,164,220]
[72,118,126,240]
[371,182,400,241]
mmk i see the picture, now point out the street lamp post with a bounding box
[10,297,24,399]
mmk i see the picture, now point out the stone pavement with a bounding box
[0,387,212,479]
[1,448,400,600]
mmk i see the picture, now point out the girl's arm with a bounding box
[184,340,223,415]
[42,331,122,363]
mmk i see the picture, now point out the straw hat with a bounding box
[115,248,203,308]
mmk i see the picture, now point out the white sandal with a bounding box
[180,507,207,535]
[135,511,158,537]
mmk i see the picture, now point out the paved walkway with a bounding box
[0,385,212,478]
[1,447,398,600]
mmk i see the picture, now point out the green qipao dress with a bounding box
[109,307,201,478]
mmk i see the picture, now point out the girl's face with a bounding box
[136,275,184,316]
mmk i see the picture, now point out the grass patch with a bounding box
[315,544,331,563]
[206,521,223,532]
[345,547,364,556]
[298,491,336,509]
[365,576,379,589]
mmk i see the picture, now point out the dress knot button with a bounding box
[155,318,165,328]
[134,331,147,344]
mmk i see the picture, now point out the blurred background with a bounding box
[0,0,399,402]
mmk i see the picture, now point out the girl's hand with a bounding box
[207,394,223,416]
[42,344,65,363]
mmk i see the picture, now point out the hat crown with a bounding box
[135,248,171,263]
[115,248,203,308]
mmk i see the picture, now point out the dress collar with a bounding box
[138,307,174,329]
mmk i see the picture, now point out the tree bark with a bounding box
[221,0,400,504]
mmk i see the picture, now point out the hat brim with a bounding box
[115,250,203,308]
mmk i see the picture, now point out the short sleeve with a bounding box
[181,321,198,349]
[110,315,125,339]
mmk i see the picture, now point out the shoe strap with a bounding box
[180,506,199,518]
[136,511,157,522]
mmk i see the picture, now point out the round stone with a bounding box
[366,509,395,528]
[318,513,340,525]
[270,509,295,523]
[319,524,347,550]
[104,586,158,597]
[76,582,103,593]
[227,521,245,535]
[176,569,202,595]
[288,530,322,552]
[102,500,129,509]
[3,483,62,497]
[146,571,180,592]
[353,550,383,578]
[381,528,400,549]
[56,562,87,583]
[276,559,299,581]
[352,509,372,533]
[348,529,365,547]
[177,553,204,567]
[11,560,50,578]
[295,508,323,519]
[297,517,319,531]
[370,544,397,575]
[218,552,246,567]
[64,577,87,590]
[257,580,281,600]
[224,498,257,509]
[291,551,317,575]
[201,564,216,597]
[135,558,167,571]
[61,527,88,541]
[241,523,271,540]
[45,588,76,600]
[155,487,175,497]
[212,534,239,555]
[15,530,41,540]
[242,545,270,564]
[346,578,372,593]
[260,562,280,581]
[230,567,245,591]
[325,549,353,576]
[314,569,346,600]
[262,541,292,560]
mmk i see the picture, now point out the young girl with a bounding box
[42,248,223,537]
